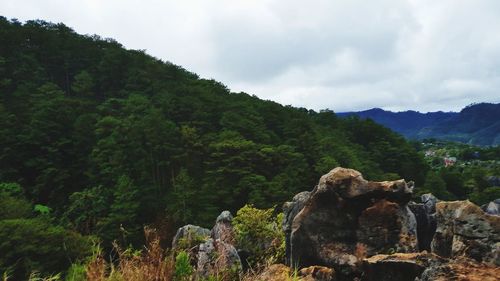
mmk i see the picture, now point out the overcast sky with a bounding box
[1,0,500,112]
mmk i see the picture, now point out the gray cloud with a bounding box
[1,0,499,112]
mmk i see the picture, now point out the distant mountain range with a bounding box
[338,103,500,146]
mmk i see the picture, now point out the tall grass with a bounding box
[85,227,174,281]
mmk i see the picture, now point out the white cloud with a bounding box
[1,0,499,112]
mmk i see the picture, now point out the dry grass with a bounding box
[86,227,174,281]
[354,242,368,261]
[241,263,301,281]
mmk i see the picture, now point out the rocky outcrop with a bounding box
[281,168,500,280]
[172,211,242,279]
[172,224,211,250]
[298,266,335,281]
[431,200,500,265]
[482,199,500,215]
[211,210,235,243]
[196,238,241,278]
[362,252,444,281]
[363,253,500,281]
[170,168,500,280]
[284,167,417,279]
[420,257,500,281]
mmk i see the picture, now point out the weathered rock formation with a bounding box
[419,257,500,281]
[172,211,242,279]
[283,168,500,280]
[175,167,500,280]
[211,210,235,243]
[298,265,336,281]
[172,224,211,250]
[482,199,500,215]
[284,167,418,278]
[431,200,500,265]
[362,252,445,281]
[196,238,241,278]
[363,252,500,281]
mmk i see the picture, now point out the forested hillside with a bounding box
[0,18,432,278]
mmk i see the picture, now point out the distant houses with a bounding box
[423,149,458,167]
[424,150,436,157]
[444,157,457,167]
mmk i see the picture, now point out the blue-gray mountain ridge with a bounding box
[338,103,500,146]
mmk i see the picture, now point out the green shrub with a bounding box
[0,194,32,220]
[65,263,86,281]
[174,251,193,281]
[0,218,92,280]
[233,205,285,268]
[0,183,23,197]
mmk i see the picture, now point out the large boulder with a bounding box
[431,200,500,265]
[286,167,417,278]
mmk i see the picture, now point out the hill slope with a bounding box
[339,103,500,145]
[0,17,427,244]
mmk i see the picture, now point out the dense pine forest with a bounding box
[0,18,497,279]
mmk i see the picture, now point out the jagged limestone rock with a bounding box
[196,238,242,278]
[419,256,500,281]
[482,199,500,215]
[431,200,500,265]
[211,210,235,243]
[172,224,211,251]
[362,252,445,281]
[363,252,500,281]
[285,167,417,279]
[171,211,243,278]
[298,265,336,281]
